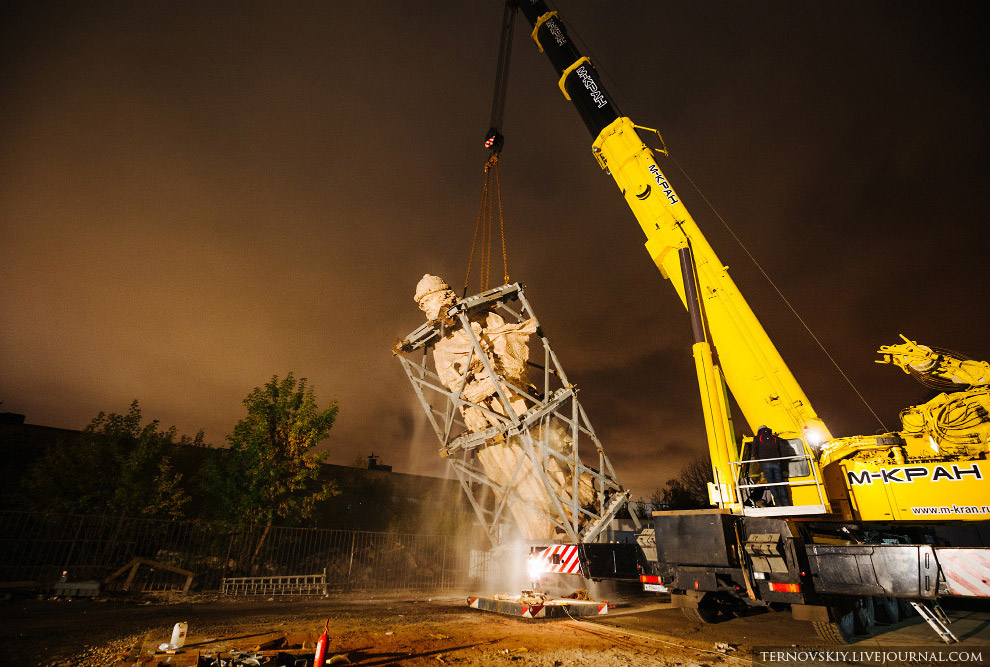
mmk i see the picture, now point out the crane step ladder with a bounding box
[910,600,959,644]
[729,453,829,517]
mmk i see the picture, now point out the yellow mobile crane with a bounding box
[508,0,990,643]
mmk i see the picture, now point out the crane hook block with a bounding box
[484,127,505,154]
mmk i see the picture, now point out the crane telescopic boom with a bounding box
[512,0,830,509]
[511,0,990,522]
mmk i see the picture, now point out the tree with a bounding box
[19,401,193,518]
[217,373,338,557]
[640,456,715,513]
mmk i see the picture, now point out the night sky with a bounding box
[2,1,988,503]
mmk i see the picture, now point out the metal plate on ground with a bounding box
[467,594,609,619]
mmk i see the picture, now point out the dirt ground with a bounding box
[2,590,987,666]
[0,591,737,667]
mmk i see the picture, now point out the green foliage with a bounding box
[19,401,193,518]
[208,373,339,527]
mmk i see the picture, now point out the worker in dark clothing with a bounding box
[753,425,792,506]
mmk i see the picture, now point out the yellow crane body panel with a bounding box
[836,460,990,522]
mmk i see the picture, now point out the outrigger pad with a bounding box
[467,593,610,619]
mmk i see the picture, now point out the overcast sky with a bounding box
[2,1,987,502]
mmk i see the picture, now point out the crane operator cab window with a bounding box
[784,438,810,478]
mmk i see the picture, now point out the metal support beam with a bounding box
[395,283,632,545]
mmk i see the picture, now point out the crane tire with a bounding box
[874,596,900,624]
[680,604,720,624]
[812,610,856,644]
[853,596,876,635]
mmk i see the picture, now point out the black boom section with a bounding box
[513,0,620,137]
[805,544,941,599]
[580,543,640,580]
[653,511,740,568]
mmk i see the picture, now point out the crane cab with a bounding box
[721,432,829,517]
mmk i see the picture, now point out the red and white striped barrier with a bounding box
[521,603,545,618]
[533,544,581,575]
[936,548,990,597]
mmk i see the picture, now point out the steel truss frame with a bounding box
[395,282,636,548]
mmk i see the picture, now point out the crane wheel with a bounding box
[680,604,721,624]
[813,596,876,643]
[812,610,856,644]
[874,596,900,624]
[853,596,876,635]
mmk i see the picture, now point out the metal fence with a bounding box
[0,511,473,593]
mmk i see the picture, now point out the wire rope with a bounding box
[464,155,510,296]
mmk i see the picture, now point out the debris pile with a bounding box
[113,627,351,667]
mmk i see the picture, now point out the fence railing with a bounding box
[0,511,474,593]
[222,573,328,596]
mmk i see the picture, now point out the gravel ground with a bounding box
[7,591,983,666]
[0,591,725,666]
